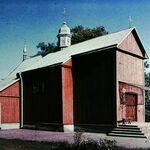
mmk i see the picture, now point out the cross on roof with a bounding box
[62,8,67,22]
[128,16,133,28]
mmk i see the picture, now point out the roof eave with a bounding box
[132,28,149,59]
[19,62,63,74]
[71,44,117,58]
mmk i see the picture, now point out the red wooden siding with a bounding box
[62,59,73,125]
[0,98,19,123]
[118,32,144,58]
[117,51,144,85]
[0,81,20,123]
[119,82,144,105]
[0,81,20,97]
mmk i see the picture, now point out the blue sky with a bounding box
[0,0,150,78]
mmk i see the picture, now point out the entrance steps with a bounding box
[107,123,150,138]
[136,123,150,138]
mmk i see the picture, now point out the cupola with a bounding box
[57,22,71,50]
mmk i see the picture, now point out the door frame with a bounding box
[125,92,138,121]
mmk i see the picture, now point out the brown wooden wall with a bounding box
[72,50,116,126]
[22,66,62,126]
[0,81,20,123]
[117,51,144,85]
[116,48,145,122]
[118,32,144,58]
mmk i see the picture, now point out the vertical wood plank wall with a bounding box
[0,82,20,123]
[116,51,144,122]
[23,66,62,126]
[73,50,116,126]
[62,59,74,125]
[118,32,143,58]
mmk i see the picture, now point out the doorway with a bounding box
[125,93,137,121]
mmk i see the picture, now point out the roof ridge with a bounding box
[65,27,134,49]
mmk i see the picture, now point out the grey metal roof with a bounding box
[0,78,19,92]
[23,28,134,72]
[0,55,42,91]
[0,27,142,91]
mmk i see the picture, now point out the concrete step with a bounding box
[110,130,144,135]
[132,124,150,137]
[118,125,139,129]
[119,124,138,128]
[113,127,141,132]
[108,133,146,138]
[140,128,150,133]
[108,124,146,138]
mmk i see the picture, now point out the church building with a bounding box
[0,22,148,132]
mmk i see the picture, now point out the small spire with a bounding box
[23,44,28,61]
[128,16,133,28]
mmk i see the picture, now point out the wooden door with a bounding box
[125,93,137,121]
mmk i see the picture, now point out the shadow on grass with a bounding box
[0,138,149,150]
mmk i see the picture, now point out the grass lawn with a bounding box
[0,138,149,150]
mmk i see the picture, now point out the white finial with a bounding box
[23,45,27,53]
[128,16,133,28]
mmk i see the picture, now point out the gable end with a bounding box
[117,28,148,59]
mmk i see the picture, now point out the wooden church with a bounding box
[0,22,148,132]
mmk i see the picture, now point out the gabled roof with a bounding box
[22,27,148,72]
[0,27,148,91]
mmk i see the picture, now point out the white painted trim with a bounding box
[63,125,74,132]
[19,73,23,128]
[1,123,20,129]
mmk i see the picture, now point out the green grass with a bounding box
[0,138,149,150]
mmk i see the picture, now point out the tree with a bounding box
[144,61,150,121]
[36,42,59,56]
[36,25,108,55]
[144,61,150,87]
[145,61,150,104]
[71,25,108,45]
